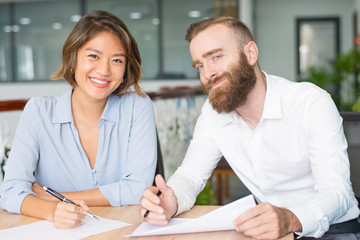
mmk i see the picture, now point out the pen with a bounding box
[43,186,99,220]
[142,190,162,221]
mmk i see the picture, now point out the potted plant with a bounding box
[301,47,360,111]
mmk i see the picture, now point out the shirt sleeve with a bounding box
[288,91,359,238]
[0,98,40,213]
[99,94,157,206]
[167,108,223,214]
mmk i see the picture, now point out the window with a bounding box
[0,0,238,82]
[296,17,340,80]
[162,0,215,79]
[14,1,80,81]
[87,0,160,79]
[1,0,79,82]
[0,4,11,82]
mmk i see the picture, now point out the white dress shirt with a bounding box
[167,72,359,238]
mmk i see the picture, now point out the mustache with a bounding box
[206,72,232,90]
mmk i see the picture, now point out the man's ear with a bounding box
[243,41,258,66]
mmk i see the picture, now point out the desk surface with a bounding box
[0,205,294,240]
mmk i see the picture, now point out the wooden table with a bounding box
[0,205,294,240]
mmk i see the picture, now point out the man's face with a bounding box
[190,24,256,113]
[201,52,256,113]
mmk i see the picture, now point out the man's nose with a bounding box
[203,64,218,82]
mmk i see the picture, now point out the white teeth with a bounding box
[90,78,108,84]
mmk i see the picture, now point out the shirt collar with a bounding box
[262,71,283,120]
[101,93,119,122]
[53,88,73,123]
[53,88,119,124]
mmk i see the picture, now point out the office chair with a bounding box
[153,129,165,186]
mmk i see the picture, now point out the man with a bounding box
[140,16,360,239]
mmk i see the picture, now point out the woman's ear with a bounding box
[243,41,258,66]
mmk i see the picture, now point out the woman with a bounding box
[0,10,157,228]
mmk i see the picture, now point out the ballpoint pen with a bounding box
[43,186,99,220]
[142,190,162,221]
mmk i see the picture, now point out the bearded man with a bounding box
[140,16,360,240]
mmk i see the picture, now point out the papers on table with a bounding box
[0,216,131,240]
[126,194,256,237]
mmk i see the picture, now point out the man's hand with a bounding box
[140,174,178,225]
[233,202,302,240]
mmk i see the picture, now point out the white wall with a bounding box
[239,0,254,32]
[254,0,354,81]
[356,0,360,31]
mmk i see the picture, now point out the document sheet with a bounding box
[0,216,131,240]
[127,194,256,237]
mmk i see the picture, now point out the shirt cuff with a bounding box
[99,183,121,206]
[288,202,329,238]
[0,184,35,214]
[167,174,195,215]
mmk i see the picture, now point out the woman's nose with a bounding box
[96,60,110,76]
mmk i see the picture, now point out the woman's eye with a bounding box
[113,59,123,64]
[88,54,98,59]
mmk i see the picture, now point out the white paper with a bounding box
[0,216,131,240]
[126,194,256,237]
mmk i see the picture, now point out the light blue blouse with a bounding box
[0,89,157,213]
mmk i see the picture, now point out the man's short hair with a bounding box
[185,16,254,50]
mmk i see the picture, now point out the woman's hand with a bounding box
[21,194,89,229]
[31,184,89,228]
[52,200,89,228]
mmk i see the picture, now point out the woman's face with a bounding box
[73,31,127,102]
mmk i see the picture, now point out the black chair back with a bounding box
[153,130,165,186]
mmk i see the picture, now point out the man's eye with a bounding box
[213,55,221,61]
[196,65,203,71]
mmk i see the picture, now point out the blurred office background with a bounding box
[0,0,360,204]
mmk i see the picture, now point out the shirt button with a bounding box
[94,180,98,185]
[91,169,96,173]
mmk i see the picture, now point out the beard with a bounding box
[201,52,256,114]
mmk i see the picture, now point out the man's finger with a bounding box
[140,196,164,214]
[141,209,168,225]
[154,174,167,193]
[234,203,268,225]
